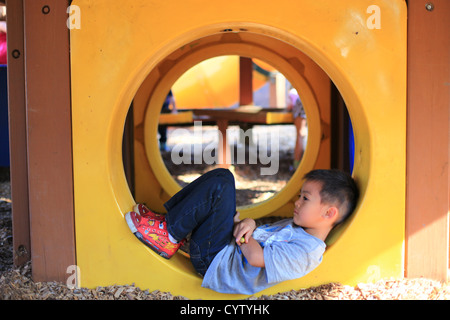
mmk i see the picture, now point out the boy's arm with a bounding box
[233,213,265,268]
[239,238,265,268]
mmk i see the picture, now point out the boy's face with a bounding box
[293,180,332,228]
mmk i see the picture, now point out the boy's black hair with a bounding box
[303,169,359,225]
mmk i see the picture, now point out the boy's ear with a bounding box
[325,206,338,221]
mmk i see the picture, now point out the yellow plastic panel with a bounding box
[70,0,406,299]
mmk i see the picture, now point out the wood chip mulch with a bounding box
[1,262,449,300]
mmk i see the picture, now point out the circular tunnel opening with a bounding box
[122,28,357,234]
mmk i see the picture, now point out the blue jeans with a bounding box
[164,168,236,276]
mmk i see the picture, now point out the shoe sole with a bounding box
[125,212,138,233]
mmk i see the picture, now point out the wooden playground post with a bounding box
[7,0,75,282]
[239,57,253,106]
[405,0,450,281]
[6,0,30,267]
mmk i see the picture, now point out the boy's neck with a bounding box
[302,226,332,242]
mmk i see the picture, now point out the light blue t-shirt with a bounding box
[201,218,326,295]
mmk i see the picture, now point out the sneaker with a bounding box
[133,203,165,221]
[125,211,183,259]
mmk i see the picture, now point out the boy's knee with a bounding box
[216,168,235,185]
[208,169,235,194]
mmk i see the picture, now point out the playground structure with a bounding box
[171,56,280,109]
[3,0,449,299]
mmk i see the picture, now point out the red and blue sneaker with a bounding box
[125,211,183,259]
[133,203,165,221]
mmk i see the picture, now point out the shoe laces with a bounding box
[140,217,168,237]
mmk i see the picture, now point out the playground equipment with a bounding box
[69,0,407,299]
[171,56,276,109]
[0,65,8,167]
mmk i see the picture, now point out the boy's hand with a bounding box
[233,216,256,245]
[232,212,265,267]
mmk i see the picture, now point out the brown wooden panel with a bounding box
[406,0,450,280]
[6,0,31,266]
[239,57,253,106]
[23,0,75,282]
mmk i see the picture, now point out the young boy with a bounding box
[125,168,358,295]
